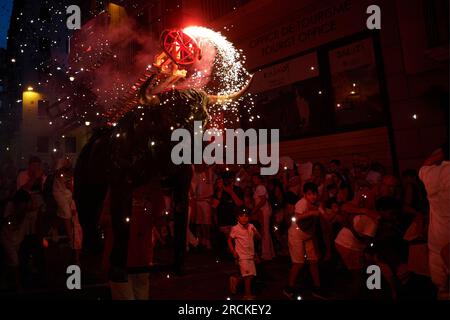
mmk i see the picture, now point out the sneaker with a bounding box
[283,287,295,300]
[311,287,330,300]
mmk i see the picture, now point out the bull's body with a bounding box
[74,89,209,281]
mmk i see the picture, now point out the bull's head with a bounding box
[138,28,253,116]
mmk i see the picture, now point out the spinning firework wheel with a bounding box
[161,29,201,65]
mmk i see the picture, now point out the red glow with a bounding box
[162,29,200,65]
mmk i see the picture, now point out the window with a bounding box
[65,137,77,153]
[201,0,251,21]
[329,38,385,128]
[248,53,328,140]
[37,136,49,153]
[242,34,387,141]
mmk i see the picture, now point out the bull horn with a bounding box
[208,75,253,104]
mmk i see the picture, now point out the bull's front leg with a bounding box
[108,177,133,298]
[172,165,192,275]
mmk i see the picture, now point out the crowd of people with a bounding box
[0,144,448,300]
[0,156,81,291]
[185,148,449,300]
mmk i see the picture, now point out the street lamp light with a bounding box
[27,86,33,91]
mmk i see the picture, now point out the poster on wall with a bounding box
[328,37,384,127]
[249,53,326,139]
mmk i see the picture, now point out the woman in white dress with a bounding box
[251,174,275,261]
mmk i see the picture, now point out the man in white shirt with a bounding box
[17,156,46,192]
[191,164,214,249]
[285,182,327,299]
[419,144,450,300]
[16,156,46,237]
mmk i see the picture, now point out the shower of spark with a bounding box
[182,26,254,130]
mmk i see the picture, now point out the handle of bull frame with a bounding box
[139,74,159,106]
[160,29,201,66]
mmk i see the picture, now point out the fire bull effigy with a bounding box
[73,27,252,299]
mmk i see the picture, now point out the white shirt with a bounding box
[191,170,214,200]
[419,161,450,253]
[289,198,316,240]
[53,175,73,218]
[335,227,366,251]
[335,214,377,251]
[298,162,313,183]
[17,171,30,190]
[16,171,46,191]
[230,223,258,260]
[366,171,382,185]
[253,184,271,213]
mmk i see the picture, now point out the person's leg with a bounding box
[288,263,303,288]
[109,278,135,300]
[68,215,83,265]
[218,226,231,259]
[429,250,450,300]
[130,273,150,300]
[73,249,81,265]
[186,228,199,247]
[172,167,191,274]
[376,258,398,299]
[169,220,174,238]
[261,209,275,260]
[286,235,305,295]
[62,218,73,245]
[335,244,364,298]
[1,243,21,291]
[350,269,363,298]
[229,274,240,294]
[309,261,321,288]
[195,203,205,246]
[239,259,256,298]
[204,204,212,249]
[1,232,22,291]
[244,275,254,297]
[195,224,203,246]
[204,224,211,249]
[306,239,321,288]
[5,266,21,291]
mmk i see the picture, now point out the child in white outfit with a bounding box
[228,209,261,299]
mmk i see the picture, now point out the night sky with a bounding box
[0,0,13,48]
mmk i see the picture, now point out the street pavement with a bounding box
[0,240,436,300]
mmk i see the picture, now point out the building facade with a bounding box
[3,0,102,169]
[208,0,449,173]
[3,0,448,173]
